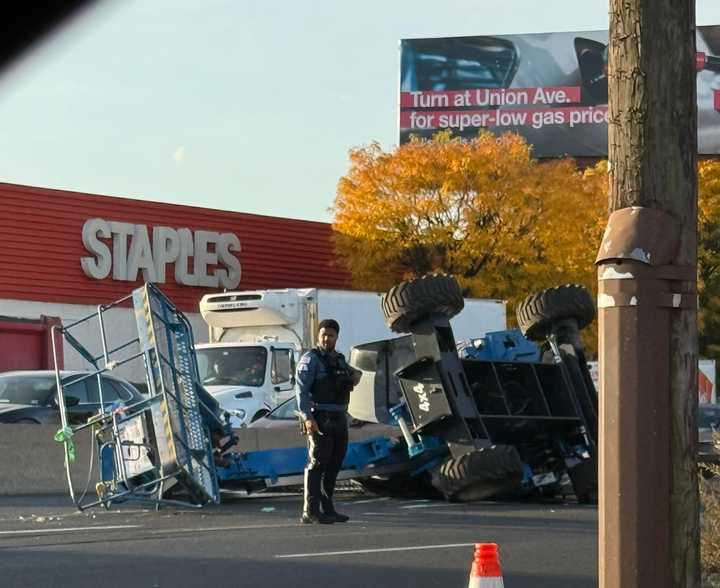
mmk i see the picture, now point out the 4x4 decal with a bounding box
[413,382,431,412]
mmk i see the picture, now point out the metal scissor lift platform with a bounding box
[53,283,225,511]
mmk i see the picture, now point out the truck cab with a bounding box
[195,341,296,428]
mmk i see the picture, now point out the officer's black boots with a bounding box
[322,508,349,523]
[302,494,335,524]
[303,469,334,524]
[320,496,350,523]
[321,469,349,523]
[301,508,335,524]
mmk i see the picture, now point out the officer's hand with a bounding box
[303,418,319,436]
[351,367,362,386]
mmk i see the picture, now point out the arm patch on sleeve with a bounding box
[297,353,313,372]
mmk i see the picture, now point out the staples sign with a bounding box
[81,219,241,289]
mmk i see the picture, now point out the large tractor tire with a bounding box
[430,445,523,502]
[381,274,464,334]
[515,284,595,342]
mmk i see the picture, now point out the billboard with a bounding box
[399,27,720,156]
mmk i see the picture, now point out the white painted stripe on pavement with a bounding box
[276,542,475,559]
[362,512,400,515]
[399,502,458,509]
[350,497,390,505]
[362,510,481,516]
[0,525,140,536]
[148,523,302,534]
[158,520,369,534]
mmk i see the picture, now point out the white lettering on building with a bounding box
[80,219,241,288]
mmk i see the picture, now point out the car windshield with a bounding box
[699,405,720,429]
[267,398,299,420]
[196,347,268,388]
[0,375,56,405]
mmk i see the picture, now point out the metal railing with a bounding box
[52,283,223,511]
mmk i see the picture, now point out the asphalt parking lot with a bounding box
[0,490,598,588]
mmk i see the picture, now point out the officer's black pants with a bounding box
[304,410,348,514]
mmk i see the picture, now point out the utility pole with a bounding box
[597,1,700,586]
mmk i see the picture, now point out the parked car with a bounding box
[247,396,299,429]
[248,396,400,438]
[0,371,145,425]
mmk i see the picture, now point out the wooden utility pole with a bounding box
[598,0,700,586]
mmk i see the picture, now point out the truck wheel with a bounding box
[381,274,464,333]
[516,284,595,341]
[430,445,523,502]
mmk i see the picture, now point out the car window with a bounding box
[85,377,133,404]
[0,375,56,405]
[268,398,299,420]
[105,379,132,402]
[62,379,90,404]
[93,378,121,403]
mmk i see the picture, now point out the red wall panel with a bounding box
[0,323,43,371]
[0,183,350,312]
[0,317,63,371]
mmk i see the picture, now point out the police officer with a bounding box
[296,319,361,524]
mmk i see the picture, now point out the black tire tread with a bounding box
[430,445,523,501]
[381,274,464,333]
[516,284,595,341]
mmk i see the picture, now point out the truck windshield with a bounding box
[196,347,268,388]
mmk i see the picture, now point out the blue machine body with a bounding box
[457,329,541,362]
[215,432,446,488]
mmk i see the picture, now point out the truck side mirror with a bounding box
[274,375,295,393]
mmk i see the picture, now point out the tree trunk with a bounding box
[601,0,699,586]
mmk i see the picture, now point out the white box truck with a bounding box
[196,288,506,427]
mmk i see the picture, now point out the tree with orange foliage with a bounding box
[698,160,720,361]
[333,133,720,361]
[333,131,606,315]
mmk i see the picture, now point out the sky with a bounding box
[1,0,720,223]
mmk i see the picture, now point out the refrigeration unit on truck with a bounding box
[196,288,507,427]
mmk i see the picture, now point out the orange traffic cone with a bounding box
[468,543,505,588]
